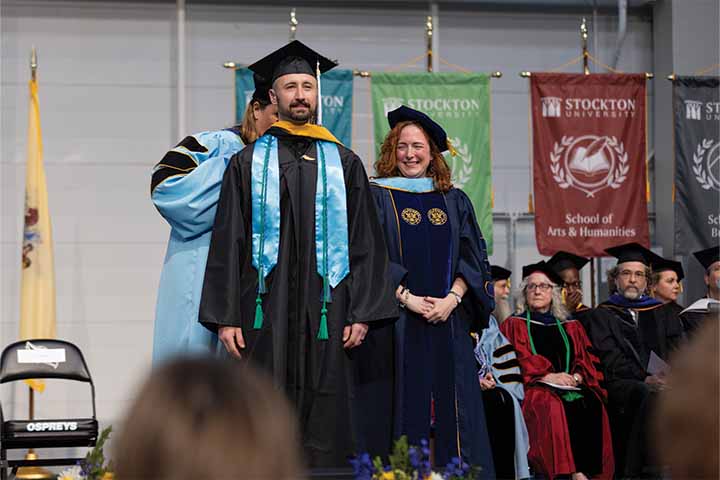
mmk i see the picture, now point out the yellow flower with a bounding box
[380,471,395,480]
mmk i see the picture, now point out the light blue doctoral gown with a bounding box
[151,129,244,364]
[476,315,531,479]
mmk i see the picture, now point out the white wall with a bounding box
[0,0,654,434]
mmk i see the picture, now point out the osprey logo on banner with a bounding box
[673,76,720,254]
[371,72,494,253]
[531,73,650,257]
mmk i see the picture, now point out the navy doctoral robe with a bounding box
[359,184,495,476]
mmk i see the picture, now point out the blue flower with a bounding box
[350,452,374,480]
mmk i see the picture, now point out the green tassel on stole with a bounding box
[253,295,263,329]
[317,307,329,340]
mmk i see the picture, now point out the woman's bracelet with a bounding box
[399,287,410,308]
[449,290,462,305]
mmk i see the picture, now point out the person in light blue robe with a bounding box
[475,315,531,479]
[150,78,277,364]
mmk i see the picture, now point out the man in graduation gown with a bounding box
[680,245,720,336]
[547,251,592,326]
[583,243,684,478]
[490,265,513,323]
[198,41,398,468]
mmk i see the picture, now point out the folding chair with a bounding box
[0,339,98,480]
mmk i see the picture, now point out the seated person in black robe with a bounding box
[547,251,592,328]
[583,242,684,478]
[648,253,685,318]
[680,245,720,336]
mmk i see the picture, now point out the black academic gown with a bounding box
[583,300,684,477]
[199,126,398,468]
[360,185,495,476]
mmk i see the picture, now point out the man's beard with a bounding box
[281,100,314,123]
[493,297,512,323]
[620,285,642,300]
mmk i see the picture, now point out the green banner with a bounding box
[371,72,493,252]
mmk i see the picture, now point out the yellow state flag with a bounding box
[20,76,57,393]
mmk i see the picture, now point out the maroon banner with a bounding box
[531,73,650,257]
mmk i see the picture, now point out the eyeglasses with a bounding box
[619,270,646,279]
[564,281,583,289]
[526,283,553,292]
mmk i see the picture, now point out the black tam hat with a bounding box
[248,40,337,84]
[491,265,512,281]
[521,261,564,286]
[693,245,720,271]
[387,105,451,154]
[547,251,590,274]
[604,242,655,266]
[648,254,685,281]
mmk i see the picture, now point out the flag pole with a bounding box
[16,47,55,480]
[580,20,599,305]
[581,18,590,75]
[289,8,298,42]
[425,14,433,73]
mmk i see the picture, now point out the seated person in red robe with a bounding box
[501,261,614,480]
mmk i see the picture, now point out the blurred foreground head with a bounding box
[115,356,304,480]
[655,320,719,479]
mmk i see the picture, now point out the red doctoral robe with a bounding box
[501,316,614,479]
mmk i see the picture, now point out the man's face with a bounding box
[615,261,648,300]
[493,279,510,300]
[705,261,720,297]
[270,73,317,124]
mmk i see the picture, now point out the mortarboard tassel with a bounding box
[316,59,323,126]
[446,138,458,157]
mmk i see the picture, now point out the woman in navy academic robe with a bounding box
[362,106,495,475]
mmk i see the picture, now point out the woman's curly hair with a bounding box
[373,120,453,192]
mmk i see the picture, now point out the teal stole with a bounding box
[370,176,435,193]
[251,134,349,339]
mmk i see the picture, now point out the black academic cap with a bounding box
[649,254,685,281]
[251,73,271,103]
[521,260,564,286]
[547,251,590,274]
[388,105,450,154]
[491,265,512,281]
[604,242,655,266]
[693,245,720,271]
[248,40,337,84]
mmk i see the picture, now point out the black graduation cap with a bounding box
[248,40,337,84]
[604,242,655,266]
[649,254,685,281]
[251,73,271,103]
[521,260,564,286]
[491,265,512,281]
[693,245,720,271]
[388,105,450,154]
[547,251,590,274]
